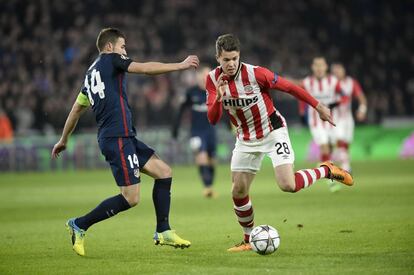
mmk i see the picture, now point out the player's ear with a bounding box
[105,42,114,52]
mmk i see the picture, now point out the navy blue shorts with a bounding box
[189,130,217,157]
[98,137,155,186]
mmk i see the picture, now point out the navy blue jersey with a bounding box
[172,86,215,137]
[81,53,135,139]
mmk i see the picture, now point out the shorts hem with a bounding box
[230,168,258,174]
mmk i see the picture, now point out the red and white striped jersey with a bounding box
[206,63,284,141]
[338,76,363,115]
[302,75,341,128]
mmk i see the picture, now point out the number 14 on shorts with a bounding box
[127,154,139,168]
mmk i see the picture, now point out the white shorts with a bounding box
[335,114,355,143]
[231,127,295,173]
[309,121,337,145]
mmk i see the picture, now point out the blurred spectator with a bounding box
[0,0,412,136]
[0,107,14,143]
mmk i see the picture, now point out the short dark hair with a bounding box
[96,28,126,52]
[215,34,240,57]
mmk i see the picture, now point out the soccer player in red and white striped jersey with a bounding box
[331,63,367,172]
[205,34,354,252]
[300,57,343,164]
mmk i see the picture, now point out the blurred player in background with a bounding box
[172,66,218,198]
[52,27,199,256]
[206,34,353,252]
[300,57,343,164]
[331,63,367,172]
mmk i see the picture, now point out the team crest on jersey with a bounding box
[244,85,254,94]
[134,168,140,178]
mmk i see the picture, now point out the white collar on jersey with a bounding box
[233,61,243,79]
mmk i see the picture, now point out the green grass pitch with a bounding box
[1,160,413,274]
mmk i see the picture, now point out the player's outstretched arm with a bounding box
[51,101,88,159]
[127,55,199,75]
[259,70,336,126]
[277,77,335,126]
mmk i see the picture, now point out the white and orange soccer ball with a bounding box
[249,225,280,255]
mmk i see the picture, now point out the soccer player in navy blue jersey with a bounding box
[51,28,199,256]
[172,66,218,198]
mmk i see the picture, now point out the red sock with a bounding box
[233,196,254,242]
[294,166,329,192]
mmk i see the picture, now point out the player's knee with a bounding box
[232,183,248,197]
[278,179,296,193]
[159,165,172,178]
[122,193,140,207]
[127,196,140,207]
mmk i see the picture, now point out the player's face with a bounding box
[217,50,240,77]
[112,38,127,56]
[312,58,328,79]
[331,64,346,79]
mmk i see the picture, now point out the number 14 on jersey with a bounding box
[84,69,106,105]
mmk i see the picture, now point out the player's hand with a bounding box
[356,110,366,122]
[180,55,199,70]
[215,73,228,102]
[315,103,336,126]
[51,139,67,159]
[356,104,367,122]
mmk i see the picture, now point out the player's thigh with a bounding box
[141,154,172,179]
[266,127,295,167]
[133,138,155,169]
[133,138,172,179]
[266,128,296,191]
[98,137,141,186]
[230,149,263,197]
[231,150,264,175]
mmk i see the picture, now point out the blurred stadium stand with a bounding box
[0,0,413,171]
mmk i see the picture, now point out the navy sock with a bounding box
[208,165,215,185]
[153,178,172,233]
[199,165,213,187]
[75,194,131,231]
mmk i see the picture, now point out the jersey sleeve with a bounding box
[76,91,90,107]
[205,74,222,125]
[352,79,363,97]
[254,66,278,89]
[112,53,133,72]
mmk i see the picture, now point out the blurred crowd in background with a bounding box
[0,0,413,138]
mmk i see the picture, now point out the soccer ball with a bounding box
[249,225,280,255]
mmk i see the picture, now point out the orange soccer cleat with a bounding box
[320,162,354,186]
[227,241,252,252]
